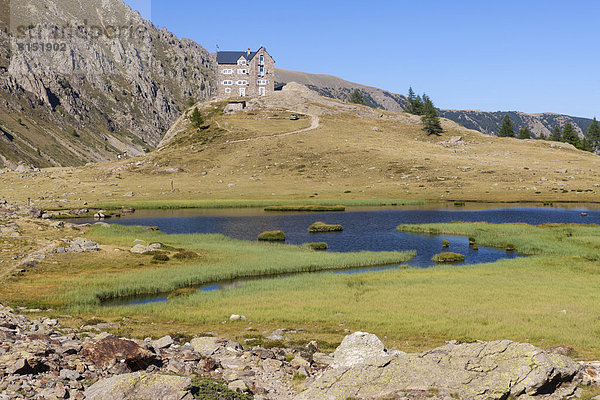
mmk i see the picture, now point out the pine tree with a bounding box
[414,94,424,115]
[421,94,443,136]
[579,137,594,152]
[349,89,365,105]
[586,117,600,150]
[549,125,562,141]
[517,126,531,139]
[189,107,203,129]
[497,115,515,137]
[561,121,580,147]
[405,87,424,115]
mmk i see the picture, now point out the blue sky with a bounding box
[124,0,599,118]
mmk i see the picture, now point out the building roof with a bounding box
[217,51,257,64]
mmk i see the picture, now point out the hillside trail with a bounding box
[222,113,320,145]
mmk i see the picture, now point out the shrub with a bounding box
[173,250,199,260]
[308,221,343,233]
[191,377,252,400]
[152,253,170,262]
[432,252,465,263]
[258,230,285,241]
[442,240,450,248]
[304,242,328,251]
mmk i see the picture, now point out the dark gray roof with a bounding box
[217,51,257,64]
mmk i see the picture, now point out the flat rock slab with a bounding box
[84,372,193,400]
[296,333,583,400]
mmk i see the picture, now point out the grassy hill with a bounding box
[276,68,594,139]
[1,83,599,209]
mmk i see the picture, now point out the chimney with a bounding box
[247,48,251,56]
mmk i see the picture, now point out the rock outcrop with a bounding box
[0,303,597,400]
[295,332,584,400]
[0,0,215,168]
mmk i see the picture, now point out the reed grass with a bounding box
[57,225,414,306]
[94,198,426,211]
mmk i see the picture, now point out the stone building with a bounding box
[216,47,275,99]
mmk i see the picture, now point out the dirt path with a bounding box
[224,114,320,145]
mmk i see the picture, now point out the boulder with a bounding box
[295,334,583,400]
[331,331,389,369]
[80,336,158,371]
[84,372,193,400]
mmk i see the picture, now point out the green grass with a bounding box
[265,205,346,212]
[397,222,600,258]
[89,221,600,358]
[308,221,344,232]
[258,230,286,241]
[304,242,328,251]
[93,198,426,211]
[54,225,414,307]
[432,252,465,263]
[6,221,600,359]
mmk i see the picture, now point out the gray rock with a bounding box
[296,334,583,400]
[312,352,334,366]
[59,369,81,380]
[230,314,247,321]
[331,331,389,369]
[130,244,152,254]
[228,379,249,393]
[153,335,174,349]
[190,336,221,356]
[84,372,193,400]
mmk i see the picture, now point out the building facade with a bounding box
[216,47,275,99]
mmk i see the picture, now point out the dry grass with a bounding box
[0,86,598,211]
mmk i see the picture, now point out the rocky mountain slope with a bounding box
[0,0,214,168]
[275,68,594,139]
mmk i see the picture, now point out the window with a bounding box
[225,88,231,94]
[221,69,233,74]
[239,87,246,96]
[259,87,265,96]
[259,65,264,77]
[222,80,233,85]
[237,69,248,74]
[236,80,248,85]
[260,55,264,65]
[237,59,247,65]
[257,79,269,85]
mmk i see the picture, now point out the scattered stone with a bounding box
[230,314,247,321]
[153,335,174,349]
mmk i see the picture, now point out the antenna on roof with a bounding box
[216,44,220,52]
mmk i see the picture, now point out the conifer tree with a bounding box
[349,89,365,105]
[586,117,600,150]
[497,115,515,137]
[517,126,531,139]
[421,94,443,136]
[405,87,424,115]
[189,107,203,129]
[561,121,580,148]
[549,125,562,141]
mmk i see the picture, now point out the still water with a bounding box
[81,203,598,304]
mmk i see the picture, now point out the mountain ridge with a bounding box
[0,0,214,168]
[275,67,594,139]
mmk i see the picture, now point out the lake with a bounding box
[77,203,598,305]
